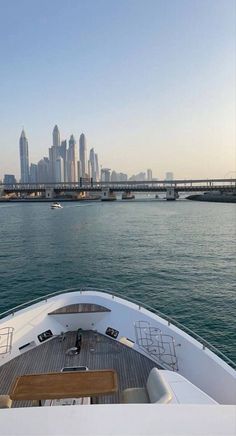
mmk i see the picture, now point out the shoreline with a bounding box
[0,197,101,203]
[186,194,236,203]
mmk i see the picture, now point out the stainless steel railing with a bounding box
[134,320,179,371]
[0,327,14,355]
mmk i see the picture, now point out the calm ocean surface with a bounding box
[0,199,235,361]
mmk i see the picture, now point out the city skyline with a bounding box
[1,123,235,182]
[15,125,103,184]
[0,1,235,179]
[3,124,175,182]
[15,125,161,183]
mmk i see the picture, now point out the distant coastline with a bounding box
[187,192,236,203]
[0,196,101,203]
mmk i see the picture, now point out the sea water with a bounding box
[0,199,235,361]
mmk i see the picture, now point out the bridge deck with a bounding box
[2,178,236,194]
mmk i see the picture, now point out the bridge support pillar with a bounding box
[101,189,117,201]
[122,191,135,200]
[166,188,179,201]
[45,188,55,199]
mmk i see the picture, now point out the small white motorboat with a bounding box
[51,202,63,209]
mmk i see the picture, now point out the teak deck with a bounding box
[10,370,118,401]
[0,330,157,406]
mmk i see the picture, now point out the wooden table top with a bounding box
[10,369,118,401]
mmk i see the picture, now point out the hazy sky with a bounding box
[0,0,235,180]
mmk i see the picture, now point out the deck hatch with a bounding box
[48,303,111,315]
[38,330,53,343]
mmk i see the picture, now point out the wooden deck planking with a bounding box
[0,330,157,406]
[48,304,111,315]
[10,370,118,401]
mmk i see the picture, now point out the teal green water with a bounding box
[0,200,235,361]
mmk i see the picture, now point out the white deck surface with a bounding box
[162,370,218,404]
[0,404,235,436]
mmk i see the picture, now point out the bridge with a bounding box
[1,178,235,196]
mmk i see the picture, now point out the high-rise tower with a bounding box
[53,125,60,147]
[79,133,87,178]
[95,153,99,181]
[60,140,67,182]
[49,125,61,181]
[147,169,153,180]
[89,148,96,181]
[67,135,77,182]
[19,129,29,183]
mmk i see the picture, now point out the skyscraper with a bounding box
[87,160,92,178]
[79,133,87,178]
[165,172,174,181]
[37,157,50,183]
[55,157,64,182]
[3,174,17,184]
[53,125,60,147]
[111,170,118,182]
[19,129,30,183]
[49,125,61,182]
[29,164,38,183]
[77,160,81,181]
[67,135,77,182]
[147,169,153,180]
[60,140,67,182]
[101,168,111,182]
[49,145,60,182]
[89,148,96,181]
[95,153,99,181]
[129,172,146,181]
